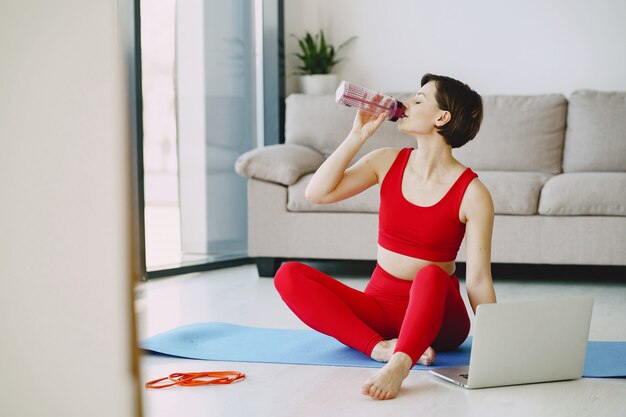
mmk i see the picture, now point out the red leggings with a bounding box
[274,262,470,366]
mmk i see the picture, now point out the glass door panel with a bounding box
[140,0,257,274]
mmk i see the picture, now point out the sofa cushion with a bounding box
[562,90,626,172]
[476,171,551,215]
[288,172,549,216]
[453,95,567,174]
[286,93,567,173]
[235,144,325,186]
[538,172,626,216]
[285,93,424,162]
[285,94,350,156]
[287,174,380,213]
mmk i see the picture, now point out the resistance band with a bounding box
[145,371,245,389]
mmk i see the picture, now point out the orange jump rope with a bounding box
[145,371,245,389]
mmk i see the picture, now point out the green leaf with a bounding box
[337,36,357,51]
[319,30,327,57]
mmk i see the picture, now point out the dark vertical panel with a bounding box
[130,0,147,280]
[263,0,285,145]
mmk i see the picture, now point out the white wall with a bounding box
[0,1,138,416]
[285,0,626,96]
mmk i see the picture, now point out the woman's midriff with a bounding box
[376,244,456,281]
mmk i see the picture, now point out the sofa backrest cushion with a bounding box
[285,93,567,173]
[285,94,415,163]
[562,90,626,172]
[452,95,567,174]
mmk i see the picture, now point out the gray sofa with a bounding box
[236,90,626,277]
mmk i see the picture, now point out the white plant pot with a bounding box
[299,74,339,95]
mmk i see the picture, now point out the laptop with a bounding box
[429,297,593,389]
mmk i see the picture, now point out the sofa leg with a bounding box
[256,257,283,278]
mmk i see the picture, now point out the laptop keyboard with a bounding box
[459,373,469,380]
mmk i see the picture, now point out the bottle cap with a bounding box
[389,100,405,121]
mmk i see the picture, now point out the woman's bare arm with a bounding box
[305,108,387,204]
[463,179,497,314]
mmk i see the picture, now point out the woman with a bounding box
[274,73,497,400]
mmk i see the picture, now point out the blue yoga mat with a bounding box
[140,322,626,378]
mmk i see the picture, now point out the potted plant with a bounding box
[292,30,356,95]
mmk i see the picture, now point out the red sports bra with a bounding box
[378,148,478,262]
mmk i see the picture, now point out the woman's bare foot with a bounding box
[361,352,413,400]
[416,346,436,366]
[370,339,398,363]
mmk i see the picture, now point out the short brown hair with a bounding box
[420,73,483,148]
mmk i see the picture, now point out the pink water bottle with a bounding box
[335,81,405,121]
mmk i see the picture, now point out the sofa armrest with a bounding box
[235,144,325,186]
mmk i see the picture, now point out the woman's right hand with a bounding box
[350,94,389,140]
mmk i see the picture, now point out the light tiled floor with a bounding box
[137,262,626,417]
